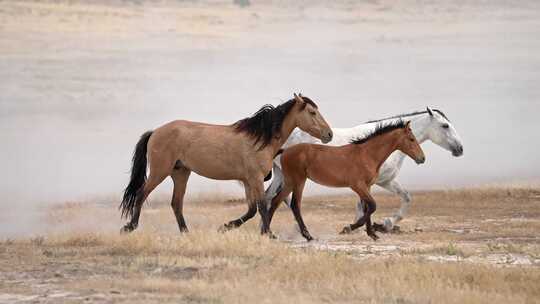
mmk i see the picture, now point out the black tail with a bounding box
[120,131,153,219]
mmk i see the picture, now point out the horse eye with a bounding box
[309,111,316,116]
[442,123,449,129]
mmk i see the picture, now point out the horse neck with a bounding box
[269,107,298,154]
[409,114,431,144]
[386,115,430,165]
[357,130,402,173]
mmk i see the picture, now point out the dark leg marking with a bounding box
[364,200,378,241]
[290,194,313,241]
[220,204,257,232]
[258,200,271,235]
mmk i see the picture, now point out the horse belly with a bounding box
[307,166,349,188]
[189,161,241,180]
[178,133,246,181]
[182,148,244,180]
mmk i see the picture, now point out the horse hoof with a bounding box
[268,231,278,240]
[217,224,229,233]
[368,233,379,241]
[179,227,189,234]
[372,222,389,233]
[339,226,352,235]
[120,226,133,234]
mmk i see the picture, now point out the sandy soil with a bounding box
[1,187,540,303]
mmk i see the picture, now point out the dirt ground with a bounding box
[1,187,539,303]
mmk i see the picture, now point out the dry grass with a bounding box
[2,230,540,304]
[1,187,540,303]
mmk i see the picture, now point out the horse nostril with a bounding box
[452,145,464,156]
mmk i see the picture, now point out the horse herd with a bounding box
[119,94,464,241]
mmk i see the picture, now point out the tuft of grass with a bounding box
[401,243,468,258]
[445,242,463,257]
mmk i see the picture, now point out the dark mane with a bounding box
[366,109,450,123]
[350,120,406,145]
[234,97,317,150]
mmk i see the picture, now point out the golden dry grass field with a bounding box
[1,187,540,303]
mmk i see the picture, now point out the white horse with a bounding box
[264,107,463,232]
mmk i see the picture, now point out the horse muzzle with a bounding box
[321,130,333,144]
[415,156,426,165]
[452,145,464,157]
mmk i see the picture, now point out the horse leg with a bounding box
[289,180,313,241]
[373,180,411,233]
[219,204,257,232]
[171,167,191,233]
[340,201,368,234]
[263,163,284,209]
[121,171,167,233]
[267,182,293,229]
[219,179,260,232]
[237,177,274,236]
[252,180,273,236]
[283,196,292,208]
[260,163,285,229]
[341,185,379,241]
[361,193,378,241]
[355,200,366,223]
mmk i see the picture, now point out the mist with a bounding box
[1,1,539,236]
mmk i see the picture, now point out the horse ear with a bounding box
[405,120,411,128]
[426,107,434,116]
[294,93,304,104]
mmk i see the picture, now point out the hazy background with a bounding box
[1,0,539,235]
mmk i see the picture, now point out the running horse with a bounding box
[264,107,463,232]
[120,94,333,234]
[267,120,425,241]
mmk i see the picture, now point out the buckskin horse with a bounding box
[120,94,333,235]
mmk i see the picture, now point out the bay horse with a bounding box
[267,120,425,241]
[264,107,463,233]
[120,94,333,235]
